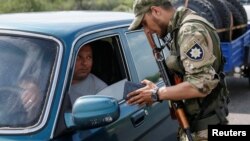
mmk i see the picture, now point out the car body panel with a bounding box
[0,11,177,141]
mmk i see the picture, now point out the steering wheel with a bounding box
[0,86,27,127]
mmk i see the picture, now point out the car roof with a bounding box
[0,11,134,38]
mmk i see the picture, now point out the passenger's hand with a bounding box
[20,83,41,112]
[127,79,157,106]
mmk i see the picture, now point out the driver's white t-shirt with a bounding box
[69,73,107,105]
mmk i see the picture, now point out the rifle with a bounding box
[145,32,193,141]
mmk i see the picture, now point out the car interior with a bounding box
[90,39,124,85]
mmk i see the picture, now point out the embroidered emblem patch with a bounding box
[186,43,204,61]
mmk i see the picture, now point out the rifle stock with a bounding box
[145,32,193,141]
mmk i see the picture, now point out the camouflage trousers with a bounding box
[178,128,208,141]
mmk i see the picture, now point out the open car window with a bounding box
[69,36,126,103]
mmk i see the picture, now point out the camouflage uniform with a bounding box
[167,7,221,94]
[166,7,227,141]
[129,1,229,141]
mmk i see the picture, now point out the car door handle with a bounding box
[131,109,145,127]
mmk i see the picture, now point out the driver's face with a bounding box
[73,45,93,81]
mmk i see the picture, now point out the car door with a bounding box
[54,27,178,141]
[121,29,178,141]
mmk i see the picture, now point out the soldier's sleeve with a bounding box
[177,22,219,95]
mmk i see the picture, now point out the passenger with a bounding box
[19,76,42,122]
[69,43,108,105]
[0,76,42,126]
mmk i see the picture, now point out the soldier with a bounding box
[127,0,229,140]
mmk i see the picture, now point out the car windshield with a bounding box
[0,35,58,128]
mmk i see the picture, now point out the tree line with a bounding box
[0,0,134,13]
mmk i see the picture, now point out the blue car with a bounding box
[0,11,178,141]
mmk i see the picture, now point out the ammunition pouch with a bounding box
[191,106,228,132]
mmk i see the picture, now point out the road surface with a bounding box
[226,76,250,124]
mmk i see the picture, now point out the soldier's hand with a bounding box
[127,79,157,106]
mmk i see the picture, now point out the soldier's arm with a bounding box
[157,81,205,101]
[158,23,219,101]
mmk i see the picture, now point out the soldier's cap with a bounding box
[128,0,176,31]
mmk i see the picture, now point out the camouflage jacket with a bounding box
[166,7,222,95]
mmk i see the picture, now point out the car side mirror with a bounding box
[65,95,120,129]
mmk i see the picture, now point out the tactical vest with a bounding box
[166,14,230,132]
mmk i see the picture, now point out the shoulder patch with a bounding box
[186,42,204,61]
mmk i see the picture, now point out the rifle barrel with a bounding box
[145,32,193,141]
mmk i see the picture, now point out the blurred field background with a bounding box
[0,0,133,13]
